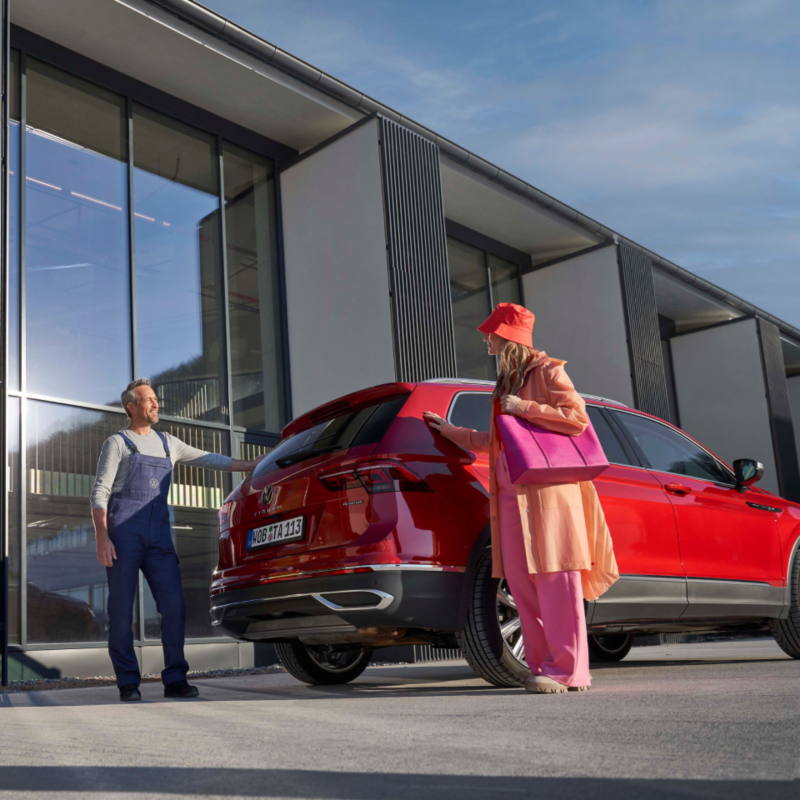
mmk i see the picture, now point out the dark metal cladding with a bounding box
[616,243,671,421]
[378,117,457,382]
[756,318,800,501]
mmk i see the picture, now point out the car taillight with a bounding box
[319,461,431,494]
[218,501,234,532]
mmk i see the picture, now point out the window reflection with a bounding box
[143,422,230,640]
[25,59,131,406]
[489,253,521,307]
[133,105,228,424]
[7,398,21,643]
[223,142,282,432]
[26,400,136,644]
[9,50,20,391]
[447,237,494,380]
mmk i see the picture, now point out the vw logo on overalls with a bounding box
[261,485,274,506]
[149,478,159,489]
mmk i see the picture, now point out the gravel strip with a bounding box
[1,664,286,693]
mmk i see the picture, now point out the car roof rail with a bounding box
[422,378,496,386]
[422,378,628,407]
[580,393,628,407]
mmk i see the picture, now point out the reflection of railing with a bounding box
[154,377,223,421]
[28,412,230,511]
[160,421,229,510]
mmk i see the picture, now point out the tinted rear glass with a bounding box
[251,395,409,480]
[586,406,630,465]
[448,392,492,431]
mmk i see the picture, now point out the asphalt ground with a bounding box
[0,639,797,800]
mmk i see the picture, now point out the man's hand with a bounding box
[92,507,116,567]
[97,535,117,568]
[500,395,524,415]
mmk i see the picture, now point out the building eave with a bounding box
[146,0,800,344]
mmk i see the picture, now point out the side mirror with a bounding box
[733,459,764,494]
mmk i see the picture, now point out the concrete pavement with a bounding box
[0,639,797,799]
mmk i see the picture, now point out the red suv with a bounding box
[210,380,800,685]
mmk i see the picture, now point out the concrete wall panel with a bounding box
[670,318,779,494]
[280,119,396,417]
[521,245,634,406]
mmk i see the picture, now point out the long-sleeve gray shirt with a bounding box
[91,429,233,510]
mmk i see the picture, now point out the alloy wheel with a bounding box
[497,579,526,665]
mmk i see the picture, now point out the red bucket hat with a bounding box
[477,302,535,348]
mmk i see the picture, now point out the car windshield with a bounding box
[251,394,409,480]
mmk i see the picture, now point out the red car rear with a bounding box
[210,380,800,685]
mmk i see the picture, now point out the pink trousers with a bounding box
[496,451,591,688]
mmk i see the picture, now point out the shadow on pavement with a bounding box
[0,767,794,799]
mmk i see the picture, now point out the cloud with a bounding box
[203,0,800,327]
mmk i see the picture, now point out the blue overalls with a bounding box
[106,431,188,688]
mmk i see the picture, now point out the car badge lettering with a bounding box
[261,485,275,506]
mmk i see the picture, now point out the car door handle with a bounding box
[664,483,692,495]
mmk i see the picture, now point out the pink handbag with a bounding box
[495,414,609,485]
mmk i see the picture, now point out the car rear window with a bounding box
[251,394,409,480]
[448,392,492,431]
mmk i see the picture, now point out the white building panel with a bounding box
[670,318,779,493]
[521,245,634,406]
[280,119,396,417]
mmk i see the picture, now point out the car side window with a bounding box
[613,412,734,485]
[448,392,492,431]
[586,406,630,465]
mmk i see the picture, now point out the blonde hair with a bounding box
[491,340,536,402]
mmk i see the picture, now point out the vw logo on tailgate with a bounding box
[261,484,275,506]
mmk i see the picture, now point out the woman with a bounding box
[424,302,618,693]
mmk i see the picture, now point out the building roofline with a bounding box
[146,0,800,345]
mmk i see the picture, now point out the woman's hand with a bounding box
[423,411,457,439]
[500,395,524,415]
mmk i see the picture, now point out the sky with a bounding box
[202,0,800,328]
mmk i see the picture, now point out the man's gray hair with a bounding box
[122,378,151,418]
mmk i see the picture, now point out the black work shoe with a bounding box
[119,684,141,702]
[164,680,199,699]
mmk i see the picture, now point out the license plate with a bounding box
[247,516,305,551]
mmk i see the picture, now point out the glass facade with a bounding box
[447,236,524,380]
[9,50,20,392]
[25,59,131,406]
[7,50,284,649]
[25,401,132,643]
[133,105,227,423]
[223,142,282,432]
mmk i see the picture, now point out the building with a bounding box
[2,0,799,681]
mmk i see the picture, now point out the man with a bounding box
[92,378,264,702]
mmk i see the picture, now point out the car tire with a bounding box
[769,549,800,659]
[587,633,635,662]
[275,642,373,685]
[457,547,529,688]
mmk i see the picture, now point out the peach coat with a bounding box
[449,351,619,602]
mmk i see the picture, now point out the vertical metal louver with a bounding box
[616,243,671,420]
[378,117,457,382]
[757,318,800,501]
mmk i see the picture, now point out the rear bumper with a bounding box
[210,567,465,641]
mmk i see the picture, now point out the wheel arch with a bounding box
[455,523,492,630]
[780,526,800,619]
